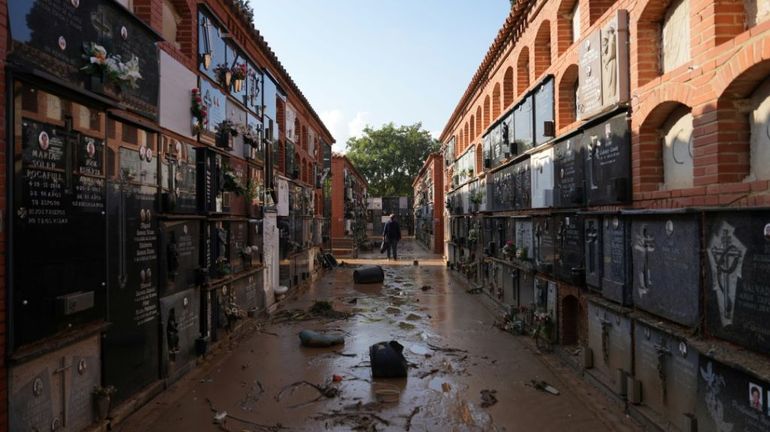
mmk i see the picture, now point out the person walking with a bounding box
[382,214,402,260]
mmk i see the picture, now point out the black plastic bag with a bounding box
[380,239,388,253]
[369,340,408,378]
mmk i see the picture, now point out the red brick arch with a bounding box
[557,0,579,55]
[470,115,476,142]
[517,47,530,97]
[534,20,552,78]
[503,67,514,109]
[636,100,692,192]
[557,63,579,130]
[492,83,502,119]
[476,107,482,137]
[483,96,491,129]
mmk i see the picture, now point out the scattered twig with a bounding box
[427,343,468,354]
[405,406,421,431]
[480,389,498,408]
[417,368,439,379]
[205,397,289,431]
[275,380,340,405]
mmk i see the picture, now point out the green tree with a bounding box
[345,122,440,197]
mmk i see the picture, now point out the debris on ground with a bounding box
[386,306,401,314]
[332,374,343,382]
[372,382,402,403]
[413,260,419,266]
[370,341,408,378]
[441,382,452,392]
[206,397,288,431]
[480,389,498,408]
[466,287,482,294]
[271,301,351,324]
[405,313,422,321]
[398,321,416,330]
[238,380,265,412]
[420,285,432,291]
[298,329,345,347]
[529,380,560,395]
[417,368,439,379]
[405,406,420,431]
[275,380,341,408]
[427,343,468,354]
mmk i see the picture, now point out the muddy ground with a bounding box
[118,240,641,431]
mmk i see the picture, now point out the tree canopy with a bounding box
[345,122,440,197]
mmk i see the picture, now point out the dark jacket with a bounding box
[383,220,401,241]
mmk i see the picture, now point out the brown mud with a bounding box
[117,239,641,432]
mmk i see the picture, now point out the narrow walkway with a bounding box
[119,239,640,431]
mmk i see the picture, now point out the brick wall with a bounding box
[444,0,770,213]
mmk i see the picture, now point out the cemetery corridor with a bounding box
[117,239,640,432]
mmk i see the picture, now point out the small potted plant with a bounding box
[190,88,208,134]
[215,120,238,150]
[92,385,116,421]
[502,240,515,260]
[213,63,232,88]
[231,63,248,92]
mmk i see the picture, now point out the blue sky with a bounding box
[249,0,511,152]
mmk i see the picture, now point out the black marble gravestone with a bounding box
[633,321,699,424]
[705,211,770,355]
[228,221,249,274]
[161,140,198,214]
[160,288,200,382]
[104,180,160,404]
[555,213,584,284]
[8,0,160,119]
[159,220,201,297]
[632,214,701,327]
[489,164,516,212]
[513,96,534,154]
[207,221,230,279]
[513,159,531,210]
[533,216,556,275]
[196,147,226,214]
[584,216,603,290]
[603,215,633,306]
[584,113,631,205]
[13,118,106,347]
[696,357,770,432]
[554,132,585,208]
[534,78,555,147]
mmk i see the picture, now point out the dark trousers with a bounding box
[386,239,399,259]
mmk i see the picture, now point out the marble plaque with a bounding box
[662,110,694,190]
[515,218,534,263]
[533,216,556,275]
[159,220,200,297]
[696,357,770,432]
[513,96,534,153]
[513,159,531,209]
[705,211,770,354]
[587,302,633,392]
[578,31,603,119]
[554,132,585,208]
[584,216,603,289]
[200,78,227,135]
[578,10,629,120]
[226,98,248,159]
[160,51,196,138]
[584,113,631,205]
[632,214,701,327]
[160,288,200,382]
[515,270,536,308]
[530,147,554,208]
[488,164,515,212]
[602,215,633,306]
[14,118,106,347]
[10,336,100,432]
[104,181,160,403]
[160,139,198,214]
[534,78,555,147]
[555,213,584,284]
[634,321,699,423]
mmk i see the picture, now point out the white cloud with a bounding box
[430,130,441,140]
[320,109,347,153]
[347,112,370,140]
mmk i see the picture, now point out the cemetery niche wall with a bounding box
[586,300,634,397]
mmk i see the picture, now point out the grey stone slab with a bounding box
[632,214,701,327]
[160,288,201,381]
[602,215,633,306]
[587,302,633,393]
[534,216,556,275]
[633,321,699,424]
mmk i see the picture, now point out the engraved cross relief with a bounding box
[654,343,671,404]
[586,220,599,274]
[708,222,745,327]
[52,357,73,428]
[600,319,612,365]
[635,226,655,296]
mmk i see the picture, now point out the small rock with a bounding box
[405,313,422,321]
[386,306,401,314]
[398,321,416,330]
[420,285,432,291]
